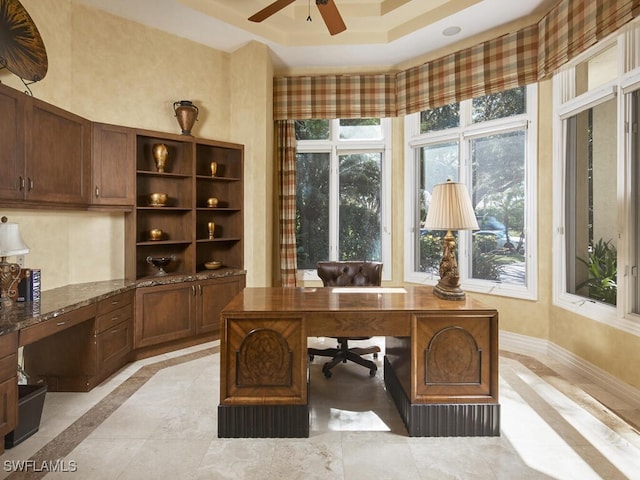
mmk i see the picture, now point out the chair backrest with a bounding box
[316,261,382,287]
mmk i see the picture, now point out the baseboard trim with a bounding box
[500,330,640,409]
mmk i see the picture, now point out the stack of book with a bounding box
[16,268,41,302]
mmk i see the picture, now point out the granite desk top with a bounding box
[0,268,246,336]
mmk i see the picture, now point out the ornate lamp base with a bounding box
[433,281,466,301]
[433,230,467,301]
[0,257,21,307]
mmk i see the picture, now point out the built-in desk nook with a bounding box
[218,286,500,438]
[0,271,245,453]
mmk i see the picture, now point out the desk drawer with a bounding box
[96,319,132,369]
[95,303,132,335]
[19,304,97,346]
[305,311,410,337]
[96,290,134,316]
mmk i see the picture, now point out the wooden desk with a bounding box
[218,286,499,438]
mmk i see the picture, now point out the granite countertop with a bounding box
[0,268,246,336]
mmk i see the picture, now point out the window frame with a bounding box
[404,85,538,300]
[295,118,392,282]
[552,26,640,337]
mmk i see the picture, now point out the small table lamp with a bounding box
[0,216,30,307]
[423,180,478,300]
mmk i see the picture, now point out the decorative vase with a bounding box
[152,143,168,173]
[173,100,199,135]
[208,221,215,239]
[146,255,172,276]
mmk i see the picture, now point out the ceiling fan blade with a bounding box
[317,0,346,35]
[249,0,297,23]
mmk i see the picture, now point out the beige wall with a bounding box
[2,1,638,390]
[1,0,272,289]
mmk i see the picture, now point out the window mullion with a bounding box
[329,145,339,260]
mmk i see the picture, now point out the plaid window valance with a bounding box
[396,25,538,116]
[273,74,396,120]
[538,0,639,79]
[273,0,639,119]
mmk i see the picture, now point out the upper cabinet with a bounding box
[0,83,91,207]
[0,84,26,200]
[91,123,135,208]
[26,97,92,205]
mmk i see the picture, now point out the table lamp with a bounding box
[0,216,30,307]
[424,179,478,300]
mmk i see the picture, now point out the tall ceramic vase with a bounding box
[173,100,199,135]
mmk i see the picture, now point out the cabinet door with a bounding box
[0,331,18,446]
[25,98,91,204]
[196,275,245,335]
[0,84,26,200]
[92,123,135,206]
[0,378,18,444]
[135,282,196,348]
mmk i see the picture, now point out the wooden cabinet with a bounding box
[125,130,244,280]
[22,291,133,392]
[91,123,135,207]
[196,275,245,335]
[94,290,134,381]
[25,97,92,205]
[0,332,18,455]
[134,282,195,348]
[135,274,245,349]
[0,83,91,206]
[0,84,26,200]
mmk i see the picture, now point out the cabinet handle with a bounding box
[191,285,196,296]
[19,176,25,191]
[111,315,120,322]
[28,177,34,191]
[111,300,120,305]
[56,321,66,326]
[198,284,203,295]
[95,186,100,198]
[110,328,121,334]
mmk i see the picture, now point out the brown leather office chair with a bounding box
[308,261,382,378]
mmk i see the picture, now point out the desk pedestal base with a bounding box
[384,358,500,436]
[218,404,309,438]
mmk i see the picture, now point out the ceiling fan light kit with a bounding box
[249,0,346,36]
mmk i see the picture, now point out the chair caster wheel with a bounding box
[373,352,378,359]
[322,366,332,379]
[369,367,377,377]
[309,355,314,362]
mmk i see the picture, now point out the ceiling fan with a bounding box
[249,0,346,36]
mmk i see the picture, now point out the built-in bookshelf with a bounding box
[125,130,243,280]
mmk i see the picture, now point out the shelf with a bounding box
[196,207,241,212]
[125,132,243,281]
[137,207,192,212]
[137,240,192,246]
[195,175,241,182]
[196,237,242,243]
[138,170,191,179]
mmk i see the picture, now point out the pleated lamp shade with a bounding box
[424,180,479,231]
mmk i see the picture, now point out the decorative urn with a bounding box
[173,100,199,135]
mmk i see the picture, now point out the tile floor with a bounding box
[1,337,639,480]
